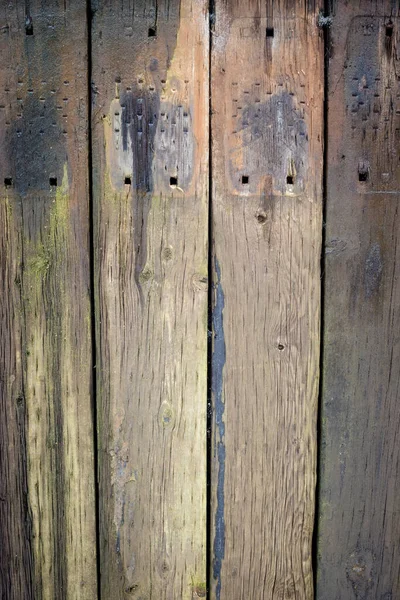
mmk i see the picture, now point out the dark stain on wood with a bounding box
[7,92,66,197]
[317,4,400,599]
[230,91,308,194]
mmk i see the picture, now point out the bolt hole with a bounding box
[49,177,57,187]
[170,176,178,187]
[278,344,285,351]
[266,27,274,38]
[4,177,13,188]
[386,22,393,37]
[286,175,294,185]
[25,18,33,36]
[241,175,249,184]
[124,176,131,185]
[148,27,157,37]
[358,170,369,182]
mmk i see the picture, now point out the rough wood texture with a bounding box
[210,1,323,598]
[91,1,209,597]
[317,2,400,599]
[0,2,97,599]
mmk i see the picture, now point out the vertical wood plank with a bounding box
[317,2,400,598]
[91,1,209,597]
[0,2,97,599]
[210,1,323,598]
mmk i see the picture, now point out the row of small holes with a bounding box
[123,176,178,187]
[4,177,57,187]
[25,21,159,38]
[24,22,393,39]
[3,172,369,188]
[241,173,370,185]
[241,175,294,185]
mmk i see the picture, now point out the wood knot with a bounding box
[158,401,175,429]
[139,267,153,284]
[191,273,208,292]
[125,583,139,595]
[162,246,173,261]
[256,211,267,224]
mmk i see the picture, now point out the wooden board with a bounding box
[317,2,400,598]
[91,1,209,597]
[0,3,97,599]
[210,1,323,598]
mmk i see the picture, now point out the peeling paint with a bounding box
[212,258,226,600]
[365,242,383,298]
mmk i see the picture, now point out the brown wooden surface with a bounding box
[0,2,97,599]
[317,2,400,599]
[91,1,209,597]
[2,3,400,599]
[210,1,323,598]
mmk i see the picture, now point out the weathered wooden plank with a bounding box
[317,2,400,599]
[0,2,97,599]
[91,1,209,597]
[210,1,323,598]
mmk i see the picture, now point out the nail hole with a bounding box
[148,27,157,37]
[386,22,393,37]
[25,18,33,36]
[49,177,57,187]
[241,175,249,184]
[266,27,274,37]
[257,214,267,224]
[4,177,13,188]
[286,175,294,185]
[170,176,178,187]
[124,176,131,185]
[278,344,285,351]
[358,170,369,182]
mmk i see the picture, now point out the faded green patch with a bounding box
[25,164,70,288]
[27,242,51,277]
[49,164,69,237]
[190,578,207,598]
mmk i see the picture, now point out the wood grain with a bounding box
[210,1,323,598]
[0,2,97,599]
[317,2,400,599]
[91,1,209,597]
